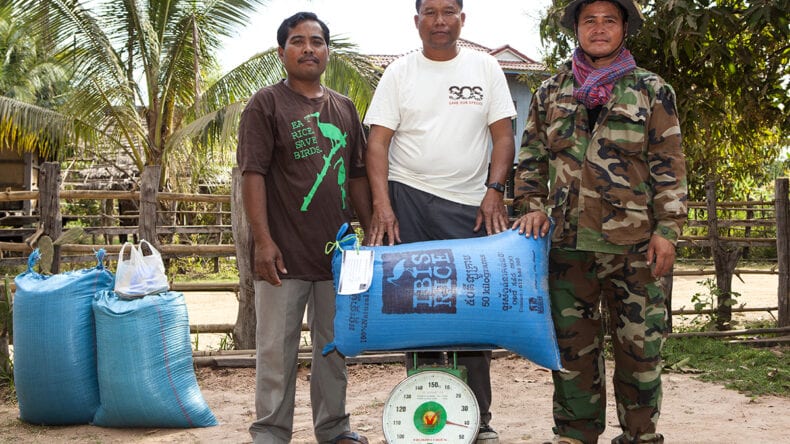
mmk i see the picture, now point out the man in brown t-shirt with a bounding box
[236,11,372,444]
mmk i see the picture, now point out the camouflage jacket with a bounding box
[513,62,688,254]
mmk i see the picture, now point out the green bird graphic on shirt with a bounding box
[301,112,347,212]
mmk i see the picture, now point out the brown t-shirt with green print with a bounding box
[236,80,366,281]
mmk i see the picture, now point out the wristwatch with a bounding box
[486,182,506,193]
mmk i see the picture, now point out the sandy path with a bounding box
[2,356,787,443]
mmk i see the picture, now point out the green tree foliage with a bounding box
[0,1,69,154]
[0,0,380,191]
[0,4,66,106]
[539,0,790,200]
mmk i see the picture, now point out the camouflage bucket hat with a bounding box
[560,0,644,36]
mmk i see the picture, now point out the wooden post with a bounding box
[23,152,34,215]
[214,201,221,273]
[0,278,10,376]
[776,178,789,327]
[39,162,63,273]
[231,167,256,349]
[662,271,674,333]
[139,165,160,245]
[102,198,113,244]
[706,181,740,330]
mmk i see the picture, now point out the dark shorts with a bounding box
[389,181,485,243]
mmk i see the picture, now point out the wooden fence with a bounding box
[1,163,788,332]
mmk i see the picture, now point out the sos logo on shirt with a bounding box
[448,85,484,102]
[381,249,457,314]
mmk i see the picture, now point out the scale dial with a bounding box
[382,370,480,443]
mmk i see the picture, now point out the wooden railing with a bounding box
[1,164,788,330]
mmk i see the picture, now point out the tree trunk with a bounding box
[706,181,741,330]
[713,249,740,330]
[231,167,256,349]
[139,165,161,245]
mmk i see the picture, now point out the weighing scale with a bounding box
[381,352,480,443]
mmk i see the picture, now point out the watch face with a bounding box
[382,371,480,443]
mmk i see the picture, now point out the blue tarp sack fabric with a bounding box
[92,290,217,428]
[324,224,563,370]
[13,249,114,425]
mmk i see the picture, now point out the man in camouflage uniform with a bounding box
[511,1,687,443]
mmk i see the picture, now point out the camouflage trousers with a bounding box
[549,248,666,444]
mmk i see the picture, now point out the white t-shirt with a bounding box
[364,48,517,206]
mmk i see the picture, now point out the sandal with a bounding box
[331,431,369,444]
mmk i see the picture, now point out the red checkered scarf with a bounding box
[572,47,636,108]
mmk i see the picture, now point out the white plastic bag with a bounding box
[114,240,169,298]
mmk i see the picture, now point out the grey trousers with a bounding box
[249,279,350,444]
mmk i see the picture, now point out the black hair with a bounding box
[415,0,463,13]
[276,12,330,48]
[574,0,628,26]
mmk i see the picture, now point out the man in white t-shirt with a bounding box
[363,0,516,442]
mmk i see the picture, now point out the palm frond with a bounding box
[198,47,284,115]
[325,38,382,118]
[199,0,270,43]
[166,100,246,156]
[0,95,95,157]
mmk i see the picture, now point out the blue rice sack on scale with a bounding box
[324,224,562,370]
[13,249,114,425]
[92,290,217,428]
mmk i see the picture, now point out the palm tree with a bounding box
[1,0,381,349]
[0,5,65,104]
[1,0,380,188]
[0,1,69,153]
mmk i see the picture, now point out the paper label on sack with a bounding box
[337,249,374,295]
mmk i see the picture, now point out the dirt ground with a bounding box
[0,274,787,443]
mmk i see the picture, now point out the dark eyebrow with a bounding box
[581,11,620,20]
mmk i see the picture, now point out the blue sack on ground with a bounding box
[13,249,114,425]
[324,224,562,370]
[92,290,217,428]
